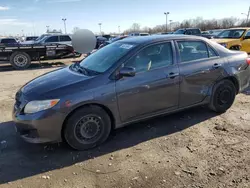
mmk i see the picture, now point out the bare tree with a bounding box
[123,16,243,35]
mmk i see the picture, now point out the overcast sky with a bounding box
[0,0,249,36]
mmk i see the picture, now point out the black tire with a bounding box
[10,52,31,70]
[209,80,236,113]
[63,106,111,150]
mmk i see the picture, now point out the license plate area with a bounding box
[46,50,56,56]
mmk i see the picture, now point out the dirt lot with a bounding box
[0,60,250,188]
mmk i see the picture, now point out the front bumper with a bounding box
[12,107,66,144]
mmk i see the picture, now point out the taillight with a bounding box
[247,58,250,65]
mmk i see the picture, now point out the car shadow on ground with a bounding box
[0,62,67,72]
[0,106,217,184]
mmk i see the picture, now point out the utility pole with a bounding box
[98,23,102,35]
[169,20,173,31]
[164,12,170,32]
[118,26,120,35]
[241,6,250,26]
[62,18,67,34]
[46,25,50,33]
[247,6,250,26]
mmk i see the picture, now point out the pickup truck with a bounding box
[212,28,250,53]
[0,43,75,69]
[173,28,214,39]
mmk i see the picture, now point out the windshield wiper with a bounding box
[72,63,101,76]
[71,63,89,75]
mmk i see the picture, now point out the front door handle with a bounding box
[168,72,179,79]
[213,63,222,69]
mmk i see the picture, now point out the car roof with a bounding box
[120,35,205,44]
[227,27,250,30]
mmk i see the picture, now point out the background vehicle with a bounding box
[212,28,250,53]
[0,38,19,45]
[21,34,72,45]
[0,43,75,69]
[25,36,39,41]
[95,36,108,49]
[36,35,72,45]
[98,35,129,49]
[13,35,250,150]
[129,32,150,36]
[174,28,214,39]
[208,29,224,37]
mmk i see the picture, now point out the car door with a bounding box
[44,36,59,44]
[115,41,180,122]
[241,30,250,53]
[176,40,226,107]
[59,35,72,45]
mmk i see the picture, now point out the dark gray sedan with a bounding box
[13,35,250,150]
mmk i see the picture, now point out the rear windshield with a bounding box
[80,42,136,73]
[174,29,185,34]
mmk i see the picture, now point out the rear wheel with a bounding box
[10,52,31,70]
[209,80,236,113]
[63,106,111,150]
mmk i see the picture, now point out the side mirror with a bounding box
[119,67,136,77]
[243,36,250,40]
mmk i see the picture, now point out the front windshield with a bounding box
[211,30,223,36]
[35,35,48,42]
[174,29,185,34]
[79,42,136,73]
[217,29,245,39]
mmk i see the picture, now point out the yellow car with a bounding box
[212,28,250,54]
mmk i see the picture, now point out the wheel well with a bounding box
[61,103,116,140]
[225,76,239,94]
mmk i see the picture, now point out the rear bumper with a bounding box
[237,66,250,93]
[12,108,66,143]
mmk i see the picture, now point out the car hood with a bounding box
[211,38,239,44]
[21,41,35,44]
[21,66,93,99]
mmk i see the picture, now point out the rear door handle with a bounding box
[213,63,222,69]
[168,72,179,79]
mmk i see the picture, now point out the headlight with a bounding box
[24,99,60,114]
[219,43,227,48]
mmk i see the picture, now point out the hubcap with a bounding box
[13,54,28,67]
[218,89,231,105]
[75,115,101,141]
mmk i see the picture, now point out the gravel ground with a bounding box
[0,60,250,188]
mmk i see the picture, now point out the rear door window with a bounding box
[45,36,59,42]
[59,35,71,42]
[177,41,209,62]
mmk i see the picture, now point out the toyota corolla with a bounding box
[13,35,250,150]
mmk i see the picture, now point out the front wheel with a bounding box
[63,106,111,150]
[209,80,236,113]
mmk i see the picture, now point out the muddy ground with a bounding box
[0,59,249,188]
